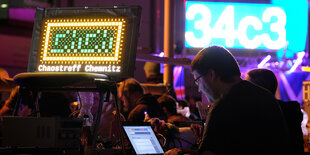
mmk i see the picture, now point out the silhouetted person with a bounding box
[157,94,190,123]
[186,96,201,120]
[144,62,163,83]
[0,68,32,116]
[166,45,291,154]
[177,100,188,109]
[246,68,304,154]
[118,78,164,122]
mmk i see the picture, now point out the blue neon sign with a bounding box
[185,0,308,55]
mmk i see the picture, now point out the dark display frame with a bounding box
[27,6,141,81]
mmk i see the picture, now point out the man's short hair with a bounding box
[191,45,241,82]
[118,78,144,97]
[157,94,177,115]
[246,69,278,95]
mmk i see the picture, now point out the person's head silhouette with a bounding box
[191,45,241,102]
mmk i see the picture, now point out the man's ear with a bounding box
[208,69,217,81]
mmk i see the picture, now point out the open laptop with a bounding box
[122,123,164,155]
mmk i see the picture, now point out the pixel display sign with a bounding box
[27,7,141,80]
[37,18,125,73]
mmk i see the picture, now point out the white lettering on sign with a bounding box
[38,64,81,72]
[37,64,121,72]
[85,65,121,72]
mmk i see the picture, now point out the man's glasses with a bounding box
[194,73,206,85]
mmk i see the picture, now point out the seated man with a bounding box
[118,78,164,122]
[246,68,304,154]
[157,94,190,123]
[166,45,291,154]
[97,78,165,148]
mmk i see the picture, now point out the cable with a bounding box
[157,133,167,146]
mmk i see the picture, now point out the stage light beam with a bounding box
[288,51,305,73]
[257,55,271,68]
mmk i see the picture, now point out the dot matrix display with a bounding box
[50,29,115,54]
[39,18,126,65]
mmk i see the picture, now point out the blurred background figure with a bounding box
[144,62,163,84]
[246,68,304,154]
[300,108,309,152]
[176,100,191,118]
[0,68,32,116]
[157,94,190,123]
[0,68,11,107]
[118,78,164,122]
[69,100,80,117]
[0,68,9,79]
[186,96,201,121]
[0,87,32,116]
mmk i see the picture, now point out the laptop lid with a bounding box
[122,123,164,155]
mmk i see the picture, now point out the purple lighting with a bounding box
[153,52,164,57]
[9,8,35,22]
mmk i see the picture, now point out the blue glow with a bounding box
[185,0,308,57]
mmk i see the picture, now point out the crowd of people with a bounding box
[0,45,308,154]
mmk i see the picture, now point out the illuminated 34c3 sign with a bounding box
[185,0,308,51]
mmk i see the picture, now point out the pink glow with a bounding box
[9,8,35,22]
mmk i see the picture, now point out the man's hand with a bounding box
[164,148,183,155]
[165,148,199,155]
[190,123,203,144]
